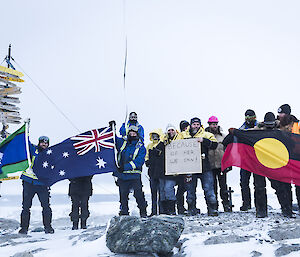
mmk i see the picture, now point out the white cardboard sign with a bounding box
[165,138,202,175]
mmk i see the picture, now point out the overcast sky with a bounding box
[1,0,300,194]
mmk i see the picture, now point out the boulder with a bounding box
[106,215,184,256]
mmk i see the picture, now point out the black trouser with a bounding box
[253,174,267,214]
[176,176,186,211]
[118,178,147,214]
[150,177,160,214]
[240,169,252,207]
[212,168,230,208]
[69,195,90,222]
[296,186,300,210]
[21,180,52,229]
[269,179,292,214]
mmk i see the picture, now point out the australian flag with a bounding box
[33,127,117,186]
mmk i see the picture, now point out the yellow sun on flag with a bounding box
[254,138,289,169]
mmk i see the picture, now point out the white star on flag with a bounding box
[59,170,65,176]
[62,152,69,158]
[96,157,106,169]
[42,161,49,168]
[46,149,52,155]
[51,165,55,170]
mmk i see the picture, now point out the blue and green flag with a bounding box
[0,123,30,179]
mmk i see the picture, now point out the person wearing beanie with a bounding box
[110,121,148,218]
[180,117,219,216]
[239,109,258,212]
[119,112,145,142]
[154,124,181,215]
[277,105,300,217]
[19,136,54,235]
[145,128,165,216]
[179,120,189,132]
[205,116,231,212]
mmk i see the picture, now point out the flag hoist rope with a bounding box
[123,0,129,124]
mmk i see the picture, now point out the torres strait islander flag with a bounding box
[222,129,300,186]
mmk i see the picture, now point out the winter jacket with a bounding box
[180,126,218,172]
[145,129,164,179]
[205,126,226,170]
[119,120,144,141]
[20,143,45,185]
[68,176,93,196]
[239,121,258,130]
[114,137,146,180]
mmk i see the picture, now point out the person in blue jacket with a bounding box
[111,121,147,217]
[119,112,144,141]
[18,136,54,234]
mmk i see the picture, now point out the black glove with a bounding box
[145,160,150,167]
[221,167,232,174]
[109,120,116,129]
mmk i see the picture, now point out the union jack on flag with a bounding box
[71,127,114,155]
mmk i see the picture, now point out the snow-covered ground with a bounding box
[1,172,300,257]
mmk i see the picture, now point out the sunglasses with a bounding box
[245,115,256,121]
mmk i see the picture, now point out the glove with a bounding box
[221,167,232,174]
[228,128,236,134]
[145,160,150,167]
[184,175,193,183]
[117,164,124,173]
[109,120,116,129]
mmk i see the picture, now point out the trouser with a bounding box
[21,180,52,229]
[269,179,292,214]
[150,177,161,214]
[159,179,177,201]
[118,178,147,214]
[212,168,230,208]
[253,174,267,214]
[240,169,252,207]
[296,186,300,210]
[186,171,217,209]
[176,176,186,211]
[69,195,90,222]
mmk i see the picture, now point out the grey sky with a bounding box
[1,0,300,193]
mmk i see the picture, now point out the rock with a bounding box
[106,215,184,256]
[0,218,19,233]
[204,234,250,245]
[251,251,262,257]
[11,251,34,257]
[275,244,300,257]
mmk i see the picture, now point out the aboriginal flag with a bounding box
[222,129,300,186]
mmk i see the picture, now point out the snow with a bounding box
[1,171,300,256]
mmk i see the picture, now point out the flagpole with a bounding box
[24,119,32,168]
[111,123,120,168]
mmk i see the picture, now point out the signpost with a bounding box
[165,138,202,175]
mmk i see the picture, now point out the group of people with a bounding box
[14,104,300,235]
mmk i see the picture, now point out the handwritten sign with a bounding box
[165,138,202,175]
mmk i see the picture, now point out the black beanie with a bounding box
[179,120,189,132]
[278,104,291,115]
[190,117,201,125]
[264,112,275,125]
[245,109,256,117]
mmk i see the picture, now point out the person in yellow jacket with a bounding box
[145,128,164,216]
[180,117,219,216]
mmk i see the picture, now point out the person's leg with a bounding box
[164,179,177,215]
[132,179,147,217]
[80,195,90,229]
[176,176,186,214]
[253,174,267,218]
[185,175,198,215]
[217,168,231,212]
[150,177,158,215]
[200,171,218,216]
[37,185,54,234]
[118,179,130,215]
[159,178,167,214]
[240,169,252,210]
[296,186,300,212]
[19,181,35,234]
[70,195,80,230]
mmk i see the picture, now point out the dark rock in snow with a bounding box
[204,234,250,245]
[0,218,19,233]
[275,244,300,257]
[106,215,184,256]
[11,251,34,257]
[269,220,300,241]
[251,250,262,257]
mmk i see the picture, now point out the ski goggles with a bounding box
[245,115,256,121]
[38,136,49,143]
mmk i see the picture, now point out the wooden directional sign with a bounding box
[0,103,20,111]
[0,65,24,77]
[0,75,24,83]
[165,138,202,175]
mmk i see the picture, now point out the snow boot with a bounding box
[167,200,176,215]
[208,203,219,217]
[140,208,147,218]
[160,201,168,215]
[187,201,198,216]
[72,220,79,230]
[19,213,30,234]
[81,219,87,229]
[240,204,251,211]
[223,204,232,213]
[43,213,54,234]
